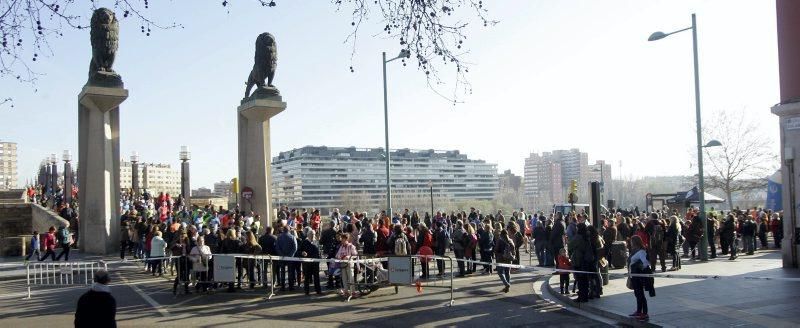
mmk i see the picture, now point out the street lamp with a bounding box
[649,13,713,261]
[179,146,191,207]
[382,49,411,216]
[592,165,605,205]
[428,180,434,216]
[63,150,73,205]
[130,151,140,199]
[49,153,58,196]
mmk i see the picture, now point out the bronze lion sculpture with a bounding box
[244,32,278,99]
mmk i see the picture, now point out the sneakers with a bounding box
[635,313,650,321]
[501,286,510,293]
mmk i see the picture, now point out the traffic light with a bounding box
[570,180,578,194]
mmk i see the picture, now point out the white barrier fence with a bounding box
[26,261,108,299]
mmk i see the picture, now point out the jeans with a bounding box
[496,265,510,287]
[26,249,41,261]
[633,279,648,314]
[535,242,546,266]
[480,250,493,273]
[743,235,754,254]
[55,244,71,261]
[454,249,465,275]
[559,273,570,293]
[39,249,56,261]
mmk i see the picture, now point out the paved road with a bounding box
[0,261,611,327]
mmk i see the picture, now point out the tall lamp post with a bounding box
[592,165,605,206]
[179,146,191,207]
[130,151,140,199]
[63,150,73,206]
[649,13,722,261]
[382,49,411,216]
[49,153,58,196]
[428,181,434,216]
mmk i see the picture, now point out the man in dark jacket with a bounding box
[688,213,704,260]
[75,270,116,327]
[275,227,298,291]
[299,230,321,295]
[478,222,494,274]
[319,222,339,288]
[434,222,450,276]
[550,217,566,265]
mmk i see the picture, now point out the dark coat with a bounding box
[75,288,116,328]
[550,220,566,250]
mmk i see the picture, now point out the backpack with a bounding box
[651,224,664,247]
[59,228,70,245]
[394,236,408,255]
[502,239,516,261]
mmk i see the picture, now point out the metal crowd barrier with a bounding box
[26,261,108,299]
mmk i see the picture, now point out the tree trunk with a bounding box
[726,190,734,211]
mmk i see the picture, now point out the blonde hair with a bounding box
[226,229,237,240]
[155,231,162,237]
[669,215,681,233]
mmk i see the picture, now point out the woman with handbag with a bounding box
[335,232,358,298]
[628,235,651,321]
[189,236,213,293]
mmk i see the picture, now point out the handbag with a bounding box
[626,265,634,290]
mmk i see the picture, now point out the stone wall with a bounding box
[31,203,69,234]
[0,203,67,256]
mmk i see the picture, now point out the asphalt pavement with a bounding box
[0,259,613,327]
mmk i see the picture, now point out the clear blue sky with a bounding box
[0,0,780,189]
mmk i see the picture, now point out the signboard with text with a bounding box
[388,256,413,285]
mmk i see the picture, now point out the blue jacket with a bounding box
[275,232,298,257]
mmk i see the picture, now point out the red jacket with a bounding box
[635,230,649,249]
[43,233,56,251]
[376,227,390,254]
[556,254,572,270]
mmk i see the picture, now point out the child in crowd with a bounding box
[556,248,572,294]
[25,231,40,261]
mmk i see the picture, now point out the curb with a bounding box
[543,275,661,328]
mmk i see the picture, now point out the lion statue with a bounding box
[88,8,121,87]
[244,32,278,99]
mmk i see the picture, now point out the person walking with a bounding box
[493,229,514,293]
[54,224,73,261]
[628,235,654,322]
[39,226,57,261]
[25,231,41,262]
[74,270,116,328]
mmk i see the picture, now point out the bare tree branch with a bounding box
[696,109,778,209]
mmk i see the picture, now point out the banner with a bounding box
[766,170,782,211]
[213,255,236,282]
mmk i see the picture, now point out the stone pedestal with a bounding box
[237,95,286,229]
[772,101,800,268]
[78,86,128,255]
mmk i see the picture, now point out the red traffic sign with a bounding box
[241,187,254,200]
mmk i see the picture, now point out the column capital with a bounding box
[238,98,286,122]
[79,86,129,113]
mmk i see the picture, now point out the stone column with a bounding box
[78,86,128,255]
[237,96,286,229]
[772,0,800,269]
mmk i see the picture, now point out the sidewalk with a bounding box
[545,250,800,328]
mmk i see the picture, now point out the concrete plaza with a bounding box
[546,250,800,328]
[0,258,607,327]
